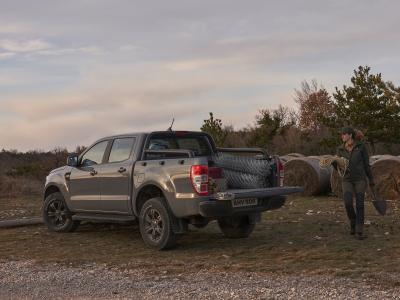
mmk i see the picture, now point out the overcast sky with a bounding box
[1,0,399,151]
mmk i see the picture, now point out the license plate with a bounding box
[232,198,258,208]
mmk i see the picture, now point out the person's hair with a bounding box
[354,129,365,141]
[341,127,355,137]
[341,127,365,141]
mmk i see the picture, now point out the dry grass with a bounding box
[0,195,399,287]
[0,175,43,197]
[0,194,42,221]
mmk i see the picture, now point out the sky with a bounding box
[1,0,400,151]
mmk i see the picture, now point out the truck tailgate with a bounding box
[212,186,303,200]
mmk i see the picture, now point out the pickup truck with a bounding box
[43,131,302,249]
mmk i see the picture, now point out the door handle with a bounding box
[118,167,127,173]
[90,170,97,176]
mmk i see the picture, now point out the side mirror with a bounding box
[67,154,79,167]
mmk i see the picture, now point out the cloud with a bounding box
[0,37,104,60]
[0,22,31,34]
[119,45,140,52]
[0,39,51,53]
[0,52,16,59]
[0,60,294,151]
[34,45,105,57]
[164,57,241,71]
[1,0,400,151]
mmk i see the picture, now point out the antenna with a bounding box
[167,118,175,131]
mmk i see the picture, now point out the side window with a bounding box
[80,141,109,167]
[108,138,135,163]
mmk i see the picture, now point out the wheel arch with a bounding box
[43,185,61,200]
[134,183,169,216]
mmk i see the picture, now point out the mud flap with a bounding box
[171,218,188,234]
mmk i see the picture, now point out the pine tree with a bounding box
[200,112,227,147]
[332,66,400,150]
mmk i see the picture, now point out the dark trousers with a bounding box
[342,180,367,233]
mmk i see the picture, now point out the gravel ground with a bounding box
[0,261,399,299]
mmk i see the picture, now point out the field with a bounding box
[1,194,399,288]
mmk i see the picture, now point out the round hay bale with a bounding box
[279,155,294,164]
[368,156,400,203]
[283,156,332,196]
[286,153,305,158]
[370,155,383,164]
[370,154,394,164]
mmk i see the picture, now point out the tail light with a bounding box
[190,165,209,196]
[277,158,284,186]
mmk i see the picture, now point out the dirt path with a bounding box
[0,260,399,299]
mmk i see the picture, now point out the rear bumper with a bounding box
[211,186,303,201]
[198,195,286,218]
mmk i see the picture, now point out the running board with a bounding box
[72,213,136,223]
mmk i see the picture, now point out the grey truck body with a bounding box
[44,131,301,228]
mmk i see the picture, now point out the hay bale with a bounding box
[370,154,394,164]
[370,155,383,164]
[368,156,400,202]
[280,153,305,165]
[286,153,305,158]
[283,156,332,196]
[279,156,294,164]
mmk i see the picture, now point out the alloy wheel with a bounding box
[46,199,68,228]
[143,207,164,242]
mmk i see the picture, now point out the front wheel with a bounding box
[43,192,80,232]
[139,197,177,250]
[218,216,255,238]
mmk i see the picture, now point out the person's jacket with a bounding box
[336,141,373,183]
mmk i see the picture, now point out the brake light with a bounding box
[174,131,189,136]
[190,165,209,196]
[278,158,284,187]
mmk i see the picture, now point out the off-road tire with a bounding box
[43,192,80,232]
[139,197,177,250]
[218,216,255,238]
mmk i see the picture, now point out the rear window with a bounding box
[145,133,212,159]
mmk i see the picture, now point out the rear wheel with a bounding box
[139,197,177,250]
[218,216,255,238]
[43,192,80,232]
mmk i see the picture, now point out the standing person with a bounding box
[335,127,374,240]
